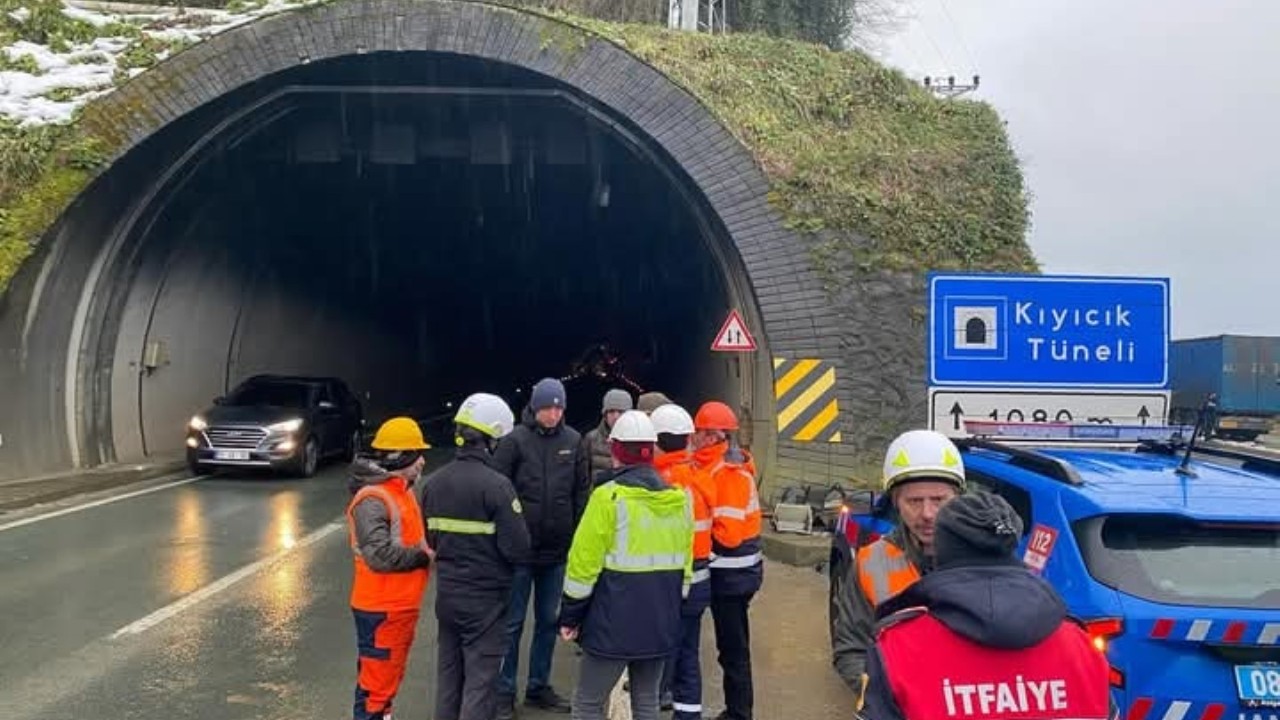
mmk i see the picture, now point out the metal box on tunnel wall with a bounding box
[142,340,168,372]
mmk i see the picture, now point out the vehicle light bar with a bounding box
[963,420,1197,443]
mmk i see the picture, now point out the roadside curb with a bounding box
[761,527,832,569]
[0,459,188,513]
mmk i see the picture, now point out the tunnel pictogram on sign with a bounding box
[773,358,842,443]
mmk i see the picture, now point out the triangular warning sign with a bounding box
[711,309,758,352]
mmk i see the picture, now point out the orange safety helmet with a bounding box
[694,401,739,431]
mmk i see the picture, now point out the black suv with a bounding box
[185,375,364,477]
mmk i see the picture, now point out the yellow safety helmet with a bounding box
[371,417,431,452]
[882,429,965,493]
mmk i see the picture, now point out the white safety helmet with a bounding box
[609,410,659,443]
[882,429,966,493]
[650,403,695,436]
[454,393,516,439]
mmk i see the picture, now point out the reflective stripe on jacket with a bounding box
[558,466,694,660]
[346,479,430,612]
[855,537,922,607]
[654,450,714,569]
[695,442,762,597]
[421,448,531,597]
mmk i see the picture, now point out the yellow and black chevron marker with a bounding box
[773,357,842,443]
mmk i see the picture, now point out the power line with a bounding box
[934,0,978,70]
[912,7,953,72]
[898,35,928,74]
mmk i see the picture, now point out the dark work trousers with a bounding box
[436,601,509,720]
[711,593,755,720]
[665,606,707,720]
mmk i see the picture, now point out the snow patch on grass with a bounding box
[0,0,323,126]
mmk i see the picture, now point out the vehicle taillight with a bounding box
[1083,618,1125,688]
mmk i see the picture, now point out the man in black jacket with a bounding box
[493,378,590,717]
[422,393,532,720]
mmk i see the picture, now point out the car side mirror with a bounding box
[841,489,877,516]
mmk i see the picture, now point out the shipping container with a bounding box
[1170,335,1280,439]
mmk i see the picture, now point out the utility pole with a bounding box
[702,0,727,33]
[668,0,698,31]
[668,0,727,33]
[922,74,980,99]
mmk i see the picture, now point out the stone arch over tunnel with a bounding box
[0,0,852,492]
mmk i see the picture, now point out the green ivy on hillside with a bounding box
[545,15,1035,274]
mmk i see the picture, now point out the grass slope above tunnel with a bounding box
[0,0,1035,299]
[105,54,740,459]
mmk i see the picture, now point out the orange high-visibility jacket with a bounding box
[346,478,430,612]
[694,442,762,595]
[655,450,714,562]
[854,537,921,607]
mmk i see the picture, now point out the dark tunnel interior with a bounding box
[84,52,758,459]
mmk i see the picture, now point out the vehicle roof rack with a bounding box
[954,437,1085,486]
[1137,439,1280,479]
[962,420,1196,445]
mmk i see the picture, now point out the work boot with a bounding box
[525,686,572,713]
[496,694,517,720]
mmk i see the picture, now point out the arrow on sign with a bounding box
[711,309,757,352]
[949,402,965,431]
[1137,405,1150,426]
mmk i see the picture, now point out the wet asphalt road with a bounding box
[0,456,853,720]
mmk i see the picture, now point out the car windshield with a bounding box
[1085,514,1280,609]
[225,381,311,408]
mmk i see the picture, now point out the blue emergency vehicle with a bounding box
[829,422,1280,720]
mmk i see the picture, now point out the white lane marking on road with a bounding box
[0,475,205,533]
[110,521,344,639]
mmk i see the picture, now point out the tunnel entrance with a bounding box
[80,51,761,461]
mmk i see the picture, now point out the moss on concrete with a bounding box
[0,118,112,285]
[0,0,1034,295]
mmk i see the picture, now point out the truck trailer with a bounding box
[1169,334,1280,441]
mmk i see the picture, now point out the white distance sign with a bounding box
[928,389,1171,437]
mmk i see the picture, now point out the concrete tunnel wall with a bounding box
[0,0,871,495]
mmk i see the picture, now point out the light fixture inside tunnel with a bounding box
[292,121,340,163]
[371,122,415,165]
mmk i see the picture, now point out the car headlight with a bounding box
[189,416,207,431]
[267,418,304,433]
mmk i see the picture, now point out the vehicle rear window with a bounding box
[1077,515,1280,610]
[228,382,311,408]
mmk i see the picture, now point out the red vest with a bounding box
[877,611,1111,720]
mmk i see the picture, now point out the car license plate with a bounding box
[214,450,251,461]
[1235,664,1280,707]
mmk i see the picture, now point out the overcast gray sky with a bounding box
[876,0,1277,340]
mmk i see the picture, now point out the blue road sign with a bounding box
[928,273,1170,389]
